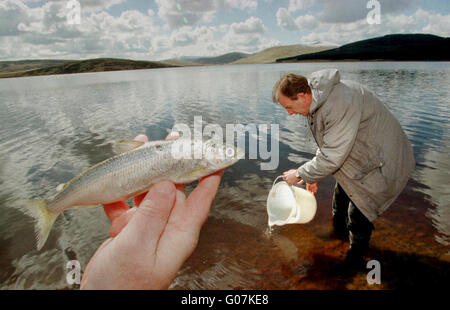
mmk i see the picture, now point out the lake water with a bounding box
[0,62,449,289]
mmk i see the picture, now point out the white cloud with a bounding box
[231,16,265,34]
[77,0,126,11]
[155,0,216,29]
[223,0,257,10]
[295,14,317,30]
[299,8,450,46]
[416,8,450,38]
[0,0,448,61]
[319,0,421,23]
[288,0,313,12]
[155,0,258,29]
[276,8,298,31]
[223,17,277,53]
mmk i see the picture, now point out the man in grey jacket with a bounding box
[273,69,415,266]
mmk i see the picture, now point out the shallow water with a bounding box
[0,62,449,289]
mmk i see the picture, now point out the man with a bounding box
[273,69,415,267]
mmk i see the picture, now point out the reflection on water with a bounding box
[0,62,449,289]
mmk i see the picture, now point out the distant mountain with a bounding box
[231,43,336,64]
[160,59,201,67]
[277,34,450,62]
[0,59,73,74]
[169,52,251,65]
[0,58,178,79]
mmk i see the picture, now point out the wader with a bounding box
[332,182,374,257]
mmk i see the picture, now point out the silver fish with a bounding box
[25,138,243,250]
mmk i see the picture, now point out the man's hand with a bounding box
[80,133,224,290]
[305,181,318,195]
[282,169,301,186]
[282,169,318,195]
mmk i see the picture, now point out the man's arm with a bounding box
[297,96,362,184]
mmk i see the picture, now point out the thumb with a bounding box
[119,181,176,249]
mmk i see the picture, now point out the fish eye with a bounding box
[226,147,235,158]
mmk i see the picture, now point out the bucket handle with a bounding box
[272,175,306,189]
[272,175,285,188]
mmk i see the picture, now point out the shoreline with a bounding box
[1,59,450,80]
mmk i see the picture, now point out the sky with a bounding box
[0,0,449,61]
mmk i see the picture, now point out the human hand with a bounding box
[305,181,318,195]
[282,169,318,195]
[80,133,224,290]
[282,169,301,186]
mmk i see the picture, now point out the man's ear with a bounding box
[296,92,305,100]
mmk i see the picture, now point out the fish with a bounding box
[24,137,243,250]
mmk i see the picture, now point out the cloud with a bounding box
[416,8,450,37]
[0,0,159,60]
[0,0,32,36]
[231,16,265,34]
[155,0,257,29]
[288,0,313,12]
[77,0,126,11]
[0,0,448,61]
[295,14,318,30]
[276,8,298,31]
[319,0,421,23]
[299,8,449,46]
[223,17,277,53]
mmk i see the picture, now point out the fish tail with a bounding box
[25,199,60,250]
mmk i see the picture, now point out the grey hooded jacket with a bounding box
[296,69,415,221]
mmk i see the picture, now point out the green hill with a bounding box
[232,44,336,64]
[0,58,178,79]
[277,34,450,62]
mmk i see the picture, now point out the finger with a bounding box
[157,170,223,262]
[117,181,176,250]
[166,131,180,141]
[109,207,138,237]
[175,184,186,204]
[102,200,129,222]
[184,170,223,228]
[298,179,305,185]
[134,134,149,143]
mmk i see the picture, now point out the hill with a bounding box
[167,52,251,65]
[276,34,450,62]
[0,59,73,74]
[0,58,178,79]
[232,43,336,64]
[191,52,251,64]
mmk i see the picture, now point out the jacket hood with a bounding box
[308,69,341,114]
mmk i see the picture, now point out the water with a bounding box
[0,62,449,289]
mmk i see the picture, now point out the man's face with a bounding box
[278,92,311,116]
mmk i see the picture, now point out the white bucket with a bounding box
[266,176,317,227]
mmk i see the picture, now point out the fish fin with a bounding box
[25,199,60,251]
[178,167,209,182]
[112,140,145,154]
[56,183,67,192]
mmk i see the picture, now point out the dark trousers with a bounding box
[332,182,374,250]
